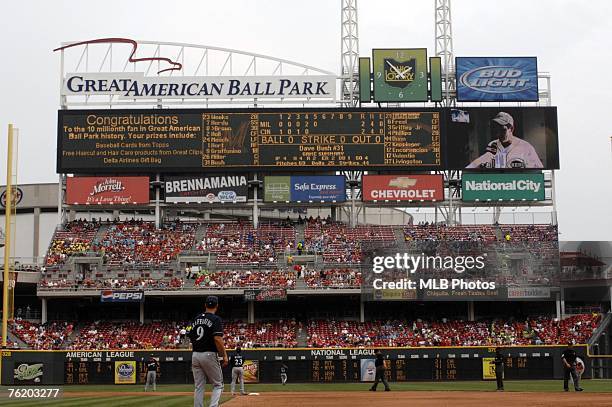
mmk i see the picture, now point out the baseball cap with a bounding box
[205,295,219,308]
[491,111,514,128]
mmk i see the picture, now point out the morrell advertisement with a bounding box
[66,176,149,205]
[361,175,444,201]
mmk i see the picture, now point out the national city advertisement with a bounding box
[462,173,545,202]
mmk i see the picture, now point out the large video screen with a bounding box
[445,107,559,170]
[57,108,442,173]
[57,107,559,173]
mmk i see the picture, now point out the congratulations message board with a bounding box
[57,109,442,172]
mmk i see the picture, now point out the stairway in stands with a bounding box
[296,325,308,347]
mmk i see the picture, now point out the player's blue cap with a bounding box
[206,296,219,308]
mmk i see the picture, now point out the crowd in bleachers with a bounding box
[9,314,600,350]
[306,314,600,348]
[193,270,296,289]
[224,320,298,348]
[10,319,74,349]
[45,220,100,266]
[67,321,189,350]
[304,219,396,263]
[304,268,362,288]
[93,220,196,266]
[196,222,296,265]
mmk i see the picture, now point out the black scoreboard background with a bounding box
[57,108,443,173]
[63,357,552,384]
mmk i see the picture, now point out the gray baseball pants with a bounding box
[145,371,156,391]
[231,367,245,394]
[192,352,224,407]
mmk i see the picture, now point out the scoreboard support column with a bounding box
[154,174,161,229]
[250,175,261,229]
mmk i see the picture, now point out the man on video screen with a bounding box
[466,111,543,169]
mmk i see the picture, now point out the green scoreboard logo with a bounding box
[372,49,428,102]
[264,176,291,202]
[462,173,545,202]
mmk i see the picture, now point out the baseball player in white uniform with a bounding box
[467,111,544,169]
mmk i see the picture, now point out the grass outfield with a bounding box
[1,380,611,406]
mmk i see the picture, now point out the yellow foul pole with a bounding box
[2,124,14,348]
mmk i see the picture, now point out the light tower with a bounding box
[434,0,460,225]
[434,0,456,106]
[340,0,359,107]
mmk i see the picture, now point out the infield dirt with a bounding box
[222,390,612,407]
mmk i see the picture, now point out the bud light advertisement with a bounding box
[456,57,538,102]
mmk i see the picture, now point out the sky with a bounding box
[0,0,610,240]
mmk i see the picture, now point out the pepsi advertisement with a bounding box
[456,57,538,102]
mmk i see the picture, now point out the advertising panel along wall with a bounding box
[446,107,559,170]
[65,176,149,205]
[264,176,345,203]
[456,57,538,102]
[362,175,443,202]
[462,173,545,201]
[164,174,248,203]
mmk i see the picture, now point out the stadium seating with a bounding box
[93,220,196,266]
[196,222,296,265]
[68,321,189,350]
[224,320,298,348]
[304,221,396,263]
[10,314,600,350]
[10,319,75,350]
[306,314,601,348]
[304,268,362,288]
[45,220,100,266]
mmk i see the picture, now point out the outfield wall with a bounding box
[1,346,588,385]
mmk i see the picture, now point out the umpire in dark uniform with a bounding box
[561,343,583,392]
[493,347,504,391]
[189,296,229,407]
[369,350,390,392]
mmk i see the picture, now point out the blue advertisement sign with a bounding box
[290,176,345,202]
[456,57,538,102]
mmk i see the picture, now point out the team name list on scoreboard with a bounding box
[58,109,441,172]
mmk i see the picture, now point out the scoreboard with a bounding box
[57,108,442,172]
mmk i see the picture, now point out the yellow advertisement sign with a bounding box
[243,360,259,383]
[482,358,496,380]
[115,361,136,384]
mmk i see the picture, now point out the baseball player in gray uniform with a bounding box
[467,111,544,169]
[189,296,228,407]
[144,354,159,391]
[230,346,248,395]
